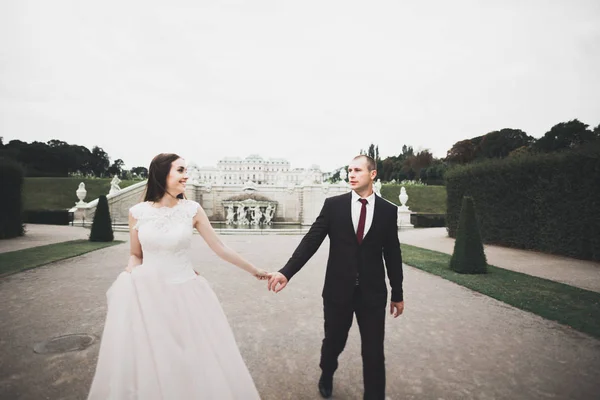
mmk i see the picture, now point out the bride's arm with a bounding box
[193,206,268,279]
[125,212,143,272]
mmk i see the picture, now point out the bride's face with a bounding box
[166,158,188,195]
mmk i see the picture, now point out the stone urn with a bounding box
[399,187,409,210]
[76,182,87,206]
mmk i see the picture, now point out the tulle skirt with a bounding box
[88,266,260,399]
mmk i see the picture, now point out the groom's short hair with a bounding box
[353,155,377,171]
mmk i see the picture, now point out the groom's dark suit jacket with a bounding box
[280,192,403,307]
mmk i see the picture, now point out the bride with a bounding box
[88,153,270,399]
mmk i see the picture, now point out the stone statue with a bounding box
[374,179,382,196]
[225,205,235,225]
[109,175,121,195]
[264,204,274,225]
[251,205,263,225]
[339,168,347,182]
[236,204,248,225]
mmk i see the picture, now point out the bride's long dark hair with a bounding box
[143,153,185,202]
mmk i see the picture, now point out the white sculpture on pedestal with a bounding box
[76,182,87,205]
[399,187,409,210]
[109,176,121,195]
[374,179,382,196]
[397,186,413,229]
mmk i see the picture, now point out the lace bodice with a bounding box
[130,200,200,283]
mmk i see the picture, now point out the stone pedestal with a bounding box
[68,204,89,226]
[397,206,414,230]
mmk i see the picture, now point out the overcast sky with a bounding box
[1,0,599,171]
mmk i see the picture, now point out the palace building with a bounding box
[191,154,324,185]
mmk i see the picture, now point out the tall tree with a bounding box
[131,166,148,178]
[533,119,598,152]
[90,146,110,177]
[446,139,477,164]
[478,129,534,159]
[380,158,395,181]
[47,139,69,148]
[367,144,376,160]
[108,158,125,177]
[403,150,433,179]
[0,140,118,177]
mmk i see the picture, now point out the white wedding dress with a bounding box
[88,200,260,399]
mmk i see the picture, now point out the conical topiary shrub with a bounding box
[449,196,487,274]
[89,195,114,242]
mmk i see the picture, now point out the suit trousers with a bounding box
[319,286,386,400]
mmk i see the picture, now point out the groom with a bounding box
[268,155,404,400]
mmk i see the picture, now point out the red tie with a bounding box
[356,198,368,245]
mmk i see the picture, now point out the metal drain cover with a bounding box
[33,334,97,354]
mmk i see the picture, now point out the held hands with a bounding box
[267,272,288,293]
[253,268,271,281]
[390,301,404,318]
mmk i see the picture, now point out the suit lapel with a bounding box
[340,192,355,240]
[361,195,382,244]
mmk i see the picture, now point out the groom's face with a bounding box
[348,158,376,193]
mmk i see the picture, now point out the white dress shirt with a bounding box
[351,190,376,240]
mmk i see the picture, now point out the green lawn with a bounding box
[401,243,600,339]
[0,239,124,277]
[23,178,140,210]
[381,184,446,214]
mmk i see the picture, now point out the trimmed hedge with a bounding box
[445,144,600,260]
[0,158,25,239]
[410,213,446,228]
[23,210,72,225]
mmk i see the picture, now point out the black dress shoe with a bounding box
[318,373,333,398]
